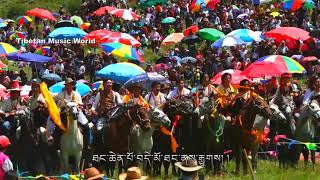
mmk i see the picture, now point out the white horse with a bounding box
[60,102,83,173]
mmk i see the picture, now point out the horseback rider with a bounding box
[0,80,26,136]
[270,73,294,105]
[144,81,166,109]
[194,73,216,107]
[90,79,123,131]
[167,79,191,100]
[122,83,149,109]
[28,79,46,111]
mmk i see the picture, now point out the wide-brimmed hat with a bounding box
[175,159,203,172]
[84,167,104,180]
[64,78,75,85]
[119,167,148,180]
[8,80,21,91]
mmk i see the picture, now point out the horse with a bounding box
[60,102,83,173]
[294,100,320,169]
[129,107,171,175]
[231,92,273,175]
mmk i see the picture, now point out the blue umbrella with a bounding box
[6,52,55,63]
[226,29,263,42]
[0,23,6,28]
[124,72,169,89]
[211,36,249,48]
[41,73,62,81]
[96,62,145,84]
[48,27,87,40]
[49,81,91,97]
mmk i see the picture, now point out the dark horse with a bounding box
[231,92,273,175]
[99,104,150,177]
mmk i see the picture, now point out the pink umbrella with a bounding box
[109,9,140,21]
[100,32,141,47]
[211,69,250,85]
[154,63,169,72]
[93,6,117,16]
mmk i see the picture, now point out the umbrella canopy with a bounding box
[241,55,305,78]
[301,56,318,63]
[100,32,141,47]
[253,0,272,5]
[181,35,200,44]
[93,6,117,16]
[7,52,55,63]
[48,27,87,40]
[161,33,184,46]
[92,81,103,90]
[41,73,61,81]
[226,29,263,42]
[207,0,220,10]
[83,29,111,43]
[124,72,169,90]
[109,9,140,21]
[270,12,280,17]
[96,62,146,84]
[197,28,225,42]
[49,81,91,97]
[0,22,7,28]
[70,16,83,27]
[0,42,18,56]
[211,69,250,85]
[161,17,176,24]
[283,0,305,11]
[154,63,169,72]
[35,46,51,56]
[190,0,210,12]
[183,25,199,36]
[264,27,310,42]
[100,43,144,62]
[54,20,74,29]
[181,57,197,64]
[26,8,56,21]
[212,36,249,48]
[7,31,27,40]
[0,60,8,72]
[16,16,32,25]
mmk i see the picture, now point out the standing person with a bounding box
[144,81,166,109]
[167,79,190,100]
[175,159,205,180]
[0,135,14,180]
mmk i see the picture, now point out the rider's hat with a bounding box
[8,80,21,91]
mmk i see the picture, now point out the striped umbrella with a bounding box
[16,16,32,25]
[93,6,117,16]
[0,42,18,56]
[100,43,144,62]
[7,31,27,40]
[35,46,51,56]
[100,32,141,47]
[109,9,140,21]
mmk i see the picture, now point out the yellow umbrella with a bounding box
[161,33,184,46]
[270,12,280,17]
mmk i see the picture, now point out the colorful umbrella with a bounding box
[207,0,220,10]
[124,72,169,90]
[161,17,176,24]
[100,32,141,47]
[161,33,184,46]
[0,42,18,56]
[16,16,32,25]
[183,25,199,36]
[35,46,51,56]
[80,22,91,30]
[211,36,249,48]
[190,0,210,12]
[109,9,140,21]
[226,29,263,42]
[48,27,87,40]
[92,81,103,90]
[0,22,7,28]
[70,15,83,27]
[241,55,305,78]
[0,60,8,72]
[284,0,305,11]
[100,43,144,62]
[93,6,117,16]
[154,63,169,72]
[211,69,250,85]
[49,81,91,97]
[304,0,315,9]
[41,73,61,81]
[270,12,280,17]
[26,8,56,21]
[264,27,310,41]
[7,53,55,63]
[83,29,111,42]
[197,28,225,42]
[96,62,146,84]
[7,31,27,40]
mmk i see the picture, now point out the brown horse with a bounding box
[231,92,273,175]
[102,104,150,176]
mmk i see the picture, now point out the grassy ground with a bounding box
[105,160,320,180]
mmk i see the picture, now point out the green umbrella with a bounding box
[161,17,176,24]
[70,15,83,27]
[197,28,225,42]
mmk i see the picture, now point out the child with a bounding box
[0,135,14,180]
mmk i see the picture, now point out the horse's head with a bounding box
[149,107,171,127]
[176,96,194,115]
[60,101,78,120]
[280,96,296,117]
[307,101,320,120]
[130,105,151,131]
[251,96,273,118]
[270,104,287,121]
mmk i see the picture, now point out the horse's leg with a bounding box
[74,150,82,173]
[234,147,241,175]
[302,146,309,168]
[242,149,248,175]
[311,150,316,170]
[61,151,70,173]
[251,144,258,172]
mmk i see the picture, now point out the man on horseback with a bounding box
[167,79,190,100]
[90,79,123,131]
[0,80,26,136]
[28,79,47,128]
[144,81,166,109]
[122,83,149,109]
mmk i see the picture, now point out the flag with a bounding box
[304,143,317,150]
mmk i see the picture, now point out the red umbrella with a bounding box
[93,6,117,16]
[26,8,56,21]
[207,0,220,10]
[301,56,318,63]
[84,29,111,41]
[183,25,199,36]
[211,69,250,85]
[264,27,310,42]
[100,32,141,47]
[109,9,140,21]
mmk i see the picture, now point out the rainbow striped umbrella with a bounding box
[241,55,305,78]
[190,0,210,12]
[16,16,32,25]
[6,31,27,40]
[100,42,144,62]
[35,46,51,56]
[0,42,18,56]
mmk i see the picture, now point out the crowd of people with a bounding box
[0,0,320,179]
